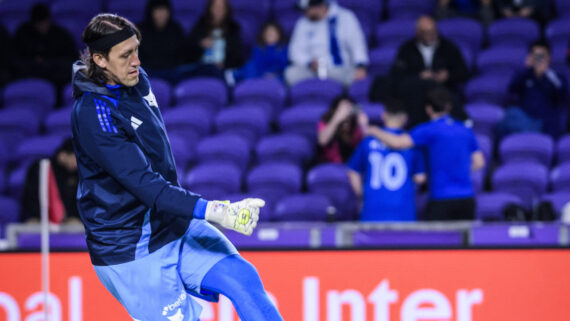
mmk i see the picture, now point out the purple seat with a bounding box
[107,0,145,23]
[476,192,523,221]
[215,106,270,145]
[0,196,19,225]
[353,230,463,247]
[233,78,287,119]
[546,19,570,46]
[368,46,399,77]
[45,107,73,135]
[55,18,84,48]
[275,10,301,38]
[171,0,205,32]
[556,134,570,164]
[471,169,484,193]
[174,77,228,112]
[488,18,540,48]
[438,18,483,53]
[3,78,56,114]
[0,0,38,33]
[62,83,74,106]
[387,0,436,19]
[476,47,526,76]
[0,108,41,143]
[278,104,328,142]
[255,134,314,166]
[183,163,242,200]
[466,103,504,137]
[555,0,570,17]
[14,135,68,164]
[361,102,385,125]
[476,134,492,165]
[551,42,569,71]
[7,163,29,198]
[289,78,344,106]
[458,44,474,70]
[246,162,303,200]
[196,134,251,170]
[52,0,102,22]
[168,133,197,174]
[492,162,548,208]
[149,78,172,109]
[338,0,382,41]
[232,0,269,29]
[307,164,358,221]
[222,224,314,248]
[162,107,213,139]
[465,74,511,105]
[18,233,88,250]
[375,19,416,48]
[542,192,570,218]
[471,223,560,246]
[499,133,554,166]
[274,193,332,222]
[551,163,570,192]
[348,77,372,103]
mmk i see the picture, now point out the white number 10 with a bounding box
[368,152,407,191]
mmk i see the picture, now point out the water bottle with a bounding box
[212,29,226,65]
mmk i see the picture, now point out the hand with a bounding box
[354,67,367,80]
[434,69,449,83]
[533,60,549,77]
[503,8,514,17]
[520,6,533,17]
[200,37,213,49]
[331,100,354,124]
[357,111,369,129]
[309,60,319,72]
[420,70,435,80]
[205,198,264,236]
[438,0,451,8]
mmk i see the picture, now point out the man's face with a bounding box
[530,46,551,66]
[152,6,170,30]
[305,5,328,22]
[96,35,141,87]
[57,151,77,173]
[416,17,438,46]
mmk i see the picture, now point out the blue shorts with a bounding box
[93,219,238,321]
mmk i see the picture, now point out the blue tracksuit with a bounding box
[71,62,201,266]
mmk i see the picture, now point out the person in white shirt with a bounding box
[286,0,369,86]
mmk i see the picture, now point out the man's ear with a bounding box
[92,53,107,69]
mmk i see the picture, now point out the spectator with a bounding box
[0,23,12,86]
[496,0,550,24]
[183,0,245,78]
[20,139,80,225]
[348,100,426,222]
[389,15,470,128]
[507,41,567,137]
[435,0,495,25]
[136,0,185,82]
[13,3,77,86]
[231,21,289,83]
[367,87,485,221]
[318,95,368,163]
[286,0,369,86]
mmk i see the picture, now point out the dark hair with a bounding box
[322,94,357,123]
[80,14,142,84]
[529,40,551,55]
[384,99,408,116]
[201,0,234,32]
[30,3,51,23]
[56,138,74,155]
[145,0,172,23]
[425,86,452,113]
[257,20,286,46]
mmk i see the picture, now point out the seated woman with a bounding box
[318,95,369,163]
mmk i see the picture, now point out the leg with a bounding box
[201,255,284,321]
[285,64,316,86]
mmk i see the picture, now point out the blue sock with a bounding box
[201,255,284,321]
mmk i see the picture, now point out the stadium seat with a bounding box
[368,46,399,77]
[168,133,197,175]
[471,169,485,194]
[0,196,19,238]
[174,77,228,111]
[149,78,172,109]
[556,134,570,164]
[550,163,570,192]
[106,0,145,24]
[289,78,344,106]
[499,133,554,166]
[45,107,73,136]
[475,134,493,166]
[465,74,512,105]
[246,162,303,202]
[62,83,74,106]
[273,193,332,221]
[3,78,56,114]
[171,0,206,32]
[438,17,483,54]
[233,78,287,119]
[374,19,416,48]
[162,107,213,139]
[492,162,548,208]
[14,135,68,165]
[274,10,300,38]
[360,102,385,125]
[0,0,38,33]
[386,0,436,19]
[476,47,527,76]
[545,19,570,46]
[7,163,29,198]
[541,192,570,218]
[196,134,251,170]
[466,103,504,137]
[476,192,523,221]
[307,163,358,220]
[338,0,382,41]
[183,163,242,200]
[487,18,540,48]
[348,77,372,103]
[255,133,314,166]
[231,0,270,30]
[0,108,41,141]
[214,106,270,145]
[278,104,328,142]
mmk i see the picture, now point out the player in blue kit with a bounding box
[71,14,283,321]
[368,87,485,221]
[348,100,426,221]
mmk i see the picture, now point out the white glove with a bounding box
[205,198,264,236]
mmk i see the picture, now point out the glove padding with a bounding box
[205,198,264,236]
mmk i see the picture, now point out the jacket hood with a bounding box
[71,61,115,99]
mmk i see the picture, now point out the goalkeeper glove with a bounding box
[204,198,264,236]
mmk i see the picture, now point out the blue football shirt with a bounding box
[410,115,479,200]
[348,129,425,221]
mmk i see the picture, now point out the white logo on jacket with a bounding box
[143,89,159,108]
[130,116,143,130]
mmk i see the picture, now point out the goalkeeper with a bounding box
[71,13,283,321]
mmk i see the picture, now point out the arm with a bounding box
[345,11,369,67]
[471,150,485,171]
[348,170,363,199]
[413,173,427,185]
[367,126,415,149]
[288,20,311,66]
[443,43,470,85]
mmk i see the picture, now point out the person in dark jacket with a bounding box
[72,13,282,321]
[389,16,470,128]
[496,0,551,24]
[0,23,12,86]
[20,138,79,224]
[12,3,77,86]
[183,0,245,78]
[136,0,185,82]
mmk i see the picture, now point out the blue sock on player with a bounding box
[201,255,283,321]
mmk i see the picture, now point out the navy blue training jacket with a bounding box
[71,62,200,266]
